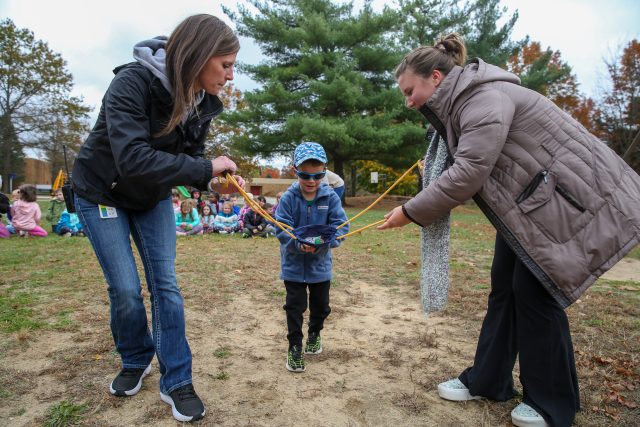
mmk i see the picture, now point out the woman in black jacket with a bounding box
[72,14,243,422]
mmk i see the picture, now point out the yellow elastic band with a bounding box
[225,174,297,240]
[336,160,421,230]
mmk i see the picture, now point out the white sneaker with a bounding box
[511,403,549,427]
[437,378,482,401]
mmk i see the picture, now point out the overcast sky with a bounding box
[2,0,639,131]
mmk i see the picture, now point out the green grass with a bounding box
[44,400,87,427]
[628,245,640,260]
[0,200,638,426]
[0,290,45,333]
[214,347,231,358]
[212,371,230,380]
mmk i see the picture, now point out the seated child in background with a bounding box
[237,193,253,230]
[271,191,283,215]
[256,195,276,236]
[5,189,20,235]
[200,204,216,234]
[55,209,85,237]
[238,193,253,218]
[219,193,231,209]
[46,189,66,232]
[175,200,203,236]
[206,192,219,216]
[242,200,268,238]
[0,190,9,238]
[263,202,277,234]
[275,142,349,373]
[171,188,181,213]
[229,196,241,215]
[191,189,206,215]
[11,184,48,237]
[214,202,240,234]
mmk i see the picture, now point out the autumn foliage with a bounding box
[594,39,640,171]
[507,41,598,132]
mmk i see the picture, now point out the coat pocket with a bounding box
[517,170,591,243]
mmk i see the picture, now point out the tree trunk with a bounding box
[622,130,639,164]
[350,163,357,197]
[333,158,346,206]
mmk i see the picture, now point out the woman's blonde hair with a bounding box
[161,14,240,136]
[395,33,467,79]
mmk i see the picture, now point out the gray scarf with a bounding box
[419,127,451,315]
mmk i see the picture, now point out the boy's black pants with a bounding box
[459,234,580,427]
[283,280,331,348]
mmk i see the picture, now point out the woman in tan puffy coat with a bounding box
[379,33,640,427]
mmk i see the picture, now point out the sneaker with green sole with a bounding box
[285,345,305,372]
[305,332,323,354]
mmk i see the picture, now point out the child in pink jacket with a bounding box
[11,184,48,237]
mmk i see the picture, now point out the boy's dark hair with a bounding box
[256,195,267,203]
[19,184,37,202]
[299,159,325,167]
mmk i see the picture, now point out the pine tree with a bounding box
[222,0,426,179]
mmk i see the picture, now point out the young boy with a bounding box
[275,142,349,372]
[46,189,66,233]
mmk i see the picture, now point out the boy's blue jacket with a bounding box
[275,182,349,283]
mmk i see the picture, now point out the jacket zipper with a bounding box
[304,204,311,283]
[516,169,586,212]
[516,170,548,204]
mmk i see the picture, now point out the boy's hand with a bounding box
[299,242,317,253]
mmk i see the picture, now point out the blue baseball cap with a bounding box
[293,142,327,167]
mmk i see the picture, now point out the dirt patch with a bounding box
[1,205,638,426]
[1,278,493,426]
[601,258,640,282]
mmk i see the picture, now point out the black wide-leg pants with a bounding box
[458,234,580,427]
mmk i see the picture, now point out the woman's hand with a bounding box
[377,206,412,230]
[208,175,245,193]
[211,156,237,176]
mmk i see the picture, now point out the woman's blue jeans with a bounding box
[75,194,192,394]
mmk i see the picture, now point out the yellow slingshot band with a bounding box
[224,160,419,242]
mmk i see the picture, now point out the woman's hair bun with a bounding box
[434,33,467,66]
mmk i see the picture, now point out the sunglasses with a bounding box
[295,170,327,181]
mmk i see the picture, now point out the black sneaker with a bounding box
[160,384,206,422]
[109,364,151,396]
[285,345,305,372]
[305,332,323,354]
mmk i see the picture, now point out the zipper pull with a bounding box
[542,170,548,184]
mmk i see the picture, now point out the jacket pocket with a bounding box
[517,170,591,243]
